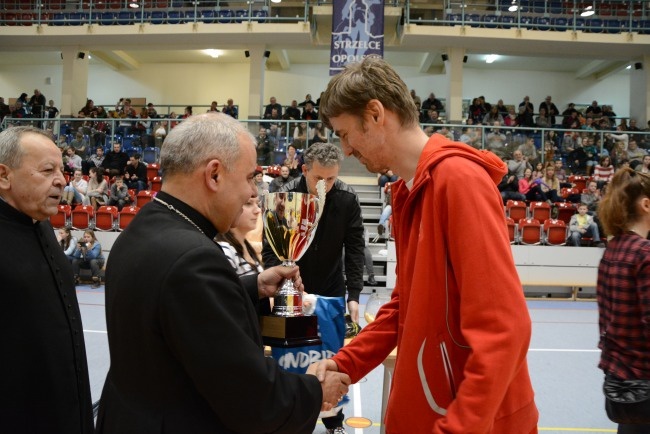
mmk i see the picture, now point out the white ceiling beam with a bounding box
[418,52,436,73]
[575,60,611,80]
[276,49,291,70]
[112,50,141,70]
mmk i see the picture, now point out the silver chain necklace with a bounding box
[153,196,205,235]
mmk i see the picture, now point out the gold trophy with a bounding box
[260,182,325,347]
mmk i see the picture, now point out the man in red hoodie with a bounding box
[310,57,539,433]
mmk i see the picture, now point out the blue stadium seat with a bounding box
[636,20,650,35]
[482,14,499,28]
[586,18,602,33]
[150,10,166,24]
[499,15,515,29]
[142,147,159,164]
[551,16,568,31]
[533,16,550,31]
[67,12,87,26]
[466,13,481,27]
[252,9,268,23]
[519,15,533,28]
[217,9,233,23]
[447,13,462,26]
[234,9,248,23]
[116,11,133,25]
[569,17,585,31]
[549,1,562,14]
[185,10,199,22]
[201,9,216,23]
[99,11,115,25]
[166,10,184,24]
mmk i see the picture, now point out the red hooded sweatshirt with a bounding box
[332,134,539,433]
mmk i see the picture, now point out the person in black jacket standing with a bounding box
[262,142,365,434]
[0,126,94,434]
[96,113,350,434]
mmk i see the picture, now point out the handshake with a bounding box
[307,359,351,412]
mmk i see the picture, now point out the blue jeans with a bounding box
[569,222,600,246]
[64,185,84,203]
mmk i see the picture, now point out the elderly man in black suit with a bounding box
[96,112,350,433]
[0,126,94,433]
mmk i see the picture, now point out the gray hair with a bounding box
[0,126,52,169]
[302,143,343,169]
[160,112,253,177]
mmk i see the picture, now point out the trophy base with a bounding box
[260,315,321,348]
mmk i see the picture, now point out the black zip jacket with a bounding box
[262,176,365,303]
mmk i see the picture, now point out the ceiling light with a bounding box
[580,5,595,17]
[508,5,518,12]
[485,54,499,64]
[202,49,222,58]
[128,1,139,8]
[271,0,281,3]
[626,65,632,70]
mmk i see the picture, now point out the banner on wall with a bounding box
[329,0,384,76]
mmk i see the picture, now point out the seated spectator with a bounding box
[636,154,650,174]
[85,167,109,208]
[503,106,519,128]
[567,141,589,175]
[284,100,301,122]
[585,100,602,117]
[84,146,105,175]
[626,139,646,166]
[539,95,559,126]
[154,120,168,147]
[592,156,614,187]
[539,163,562,203]
[254,167,268,197]
[468,97,485,125]
[562,111,581,130]
[486,123,507,157]
[562,102,577,117]
[62,169,87,206]
[498,172,525,205]
[568,203,604,247]
[146,102,158,118]
[284,144,303,178]
[269,165,294,193]
[606,127,629,149]
[377,182,395,240]
[518,168,546,202]
[207,101,219,113]
[495,99,509,118]
[256,127,273,166]
[298,94,316,108]
[609,140,628,168]
[506,150,532,180]
[554,159,571,187]
[103,142,129,177]
[532,162,544,179]
[581,181,601,214]
[422,109,441,126]
[535,107,551,129]
[459,127,481,149]
[222,98,238,119]
[107,177,132,211]
[263,107,282,130]
[216,197,264,278]
[56,227,77,263]
[181,105,192,119]
[124,153,147,192]
[581,117,596,131]
[293,122,309,149]
[310,122,328,143]
[582,135,598,176]
[63,146,82,175]
[422,92,444,112]
[378,169,398,188]
[516,104,535,129]
[301,102,318,122]
[71,230,105,288]
[517,137,538,166]
[134,107,151,136]
[70,132,87,157]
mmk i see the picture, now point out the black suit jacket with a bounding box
[0,199,93,434]
[96,191,322,433]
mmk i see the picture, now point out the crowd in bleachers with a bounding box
[3,86,650,250]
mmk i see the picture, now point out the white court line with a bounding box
[529,348,599,352]
[83,329,107,334]
[352,382,362,434]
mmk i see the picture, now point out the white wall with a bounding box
[0,62,635,119]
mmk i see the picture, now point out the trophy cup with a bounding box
[260,182,326,347]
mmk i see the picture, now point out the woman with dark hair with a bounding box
[216,198,263,279]
[593,155,615,188]
[85,166,109,208]
[596,168,650,433]
[57,227,77,262]
[284,144,303,178]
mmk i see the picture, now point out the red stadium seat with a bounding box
[544,219,568,246]
[118,206,140,230]
[529,201,551,222]
[146,163,160,182]
[506,200,528,221]
[568,175,588,191]
[71,205,95,230]
[50,204,71,229]
[150,176,162,192]
[136,190,155,208]
[518,218,542,245]
[554,202,576,224]
[95,206,119,231]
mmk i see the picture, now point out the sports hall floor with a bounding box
[79,287,618,434]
